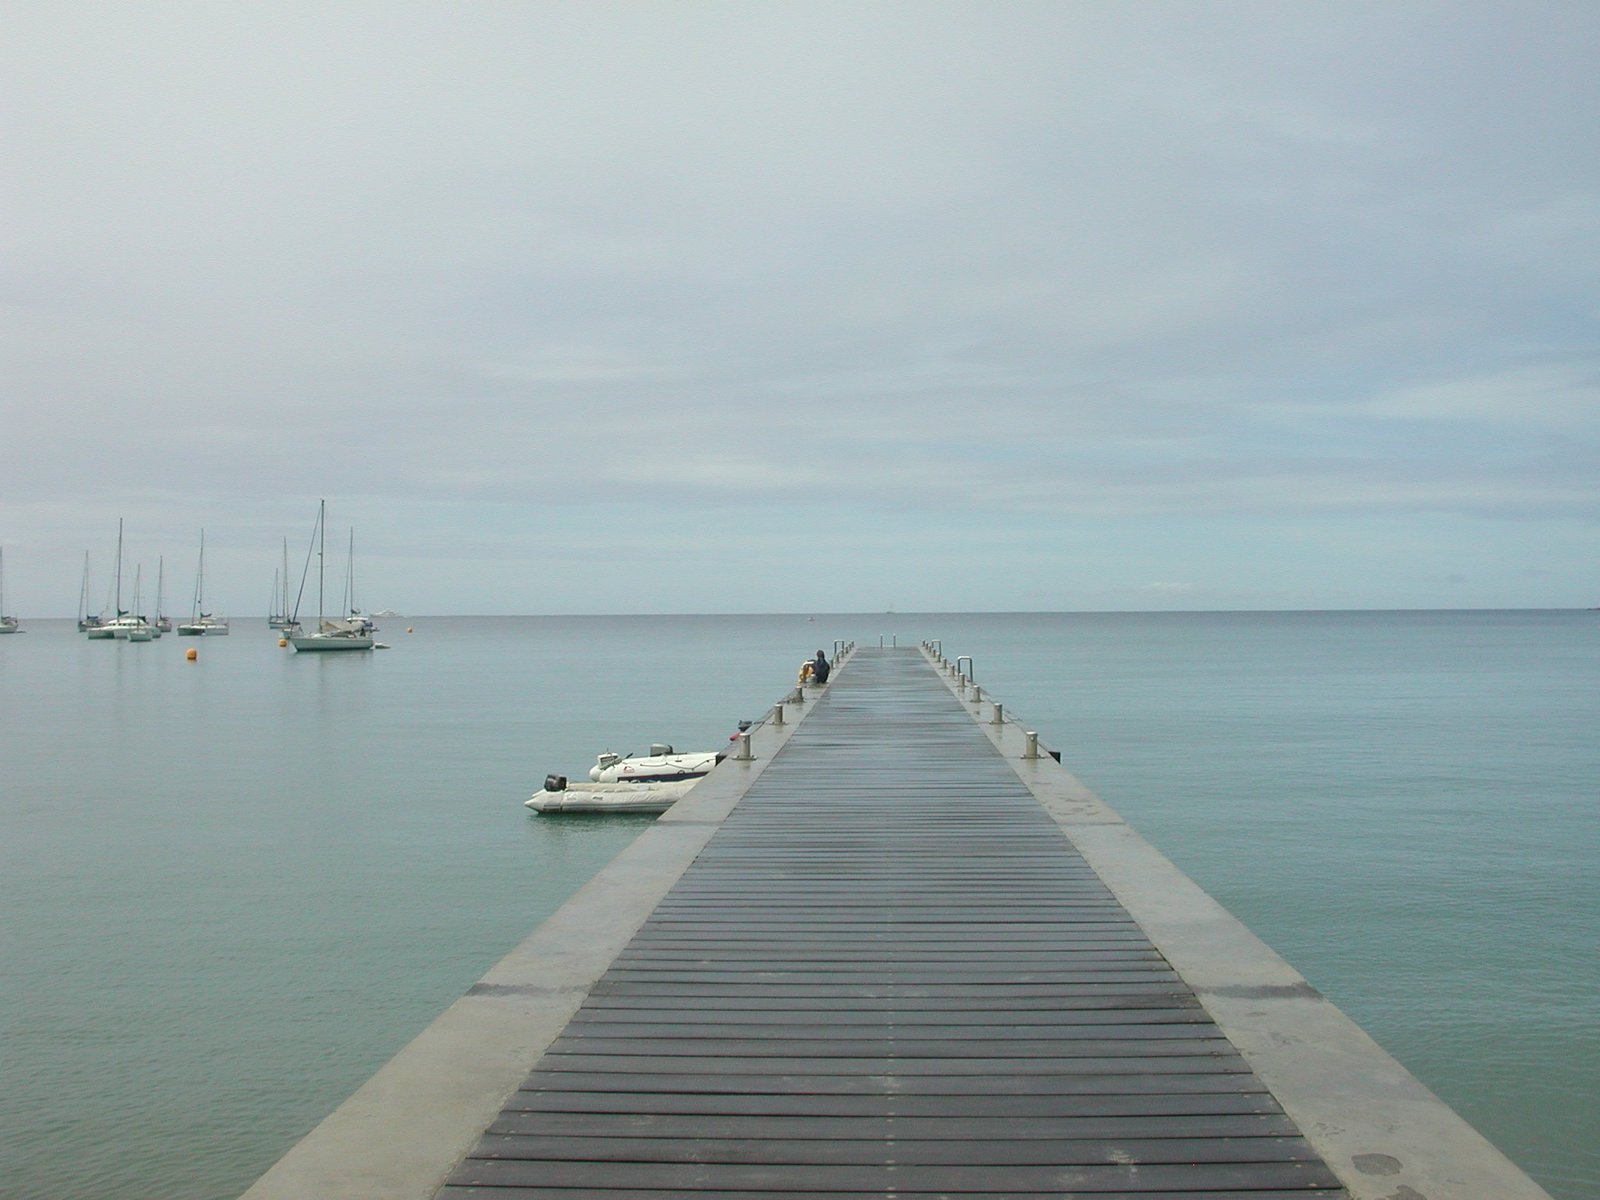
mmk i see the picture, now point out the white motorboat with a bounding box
[525,777,700,814]
[588,744,722,783]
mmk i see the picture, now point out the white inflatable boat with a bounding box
[525,777,700,814]
[588,744,722,783]
[527,743,724,815]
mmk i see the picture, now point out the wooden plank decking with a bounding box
[439,647,1347,1198]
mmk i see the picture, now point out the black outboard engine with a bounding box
[544,774,567,792]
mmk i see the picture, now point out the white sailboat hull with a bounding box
[289,619,373,651]
[102,616,158,640]
[178,618,230,636]
[290,635,374,651]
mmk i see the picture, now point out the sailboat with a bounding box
[0,547,20,634]
[125,566,157,641]
[153,557,172,633]
[93,520,146,640]
[77,552,104,632]
[268,538,294,629]
[288,501,374,652]
[177,530,229,635]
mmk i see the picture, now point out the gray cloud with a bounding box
[4,1,1599,612]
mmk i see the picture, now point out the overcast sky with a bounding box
[4,1,1598,616]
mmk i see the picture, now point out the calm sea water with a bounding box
[1,612,1595,1199]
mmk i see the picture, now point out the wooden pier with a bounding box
[244,645,1554,1200]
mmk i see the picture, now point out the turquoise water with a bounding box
[1,612,1594,1198]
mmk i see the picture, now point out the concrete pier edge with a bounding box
[238,653,847,1200]
[923,643,1553,1200]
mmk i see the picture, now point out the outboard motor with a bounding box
[544,774,567,792]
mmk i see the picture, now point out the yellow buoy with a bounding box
[278,637,288,647]
[407,627,413,633]
[185,647,197,661]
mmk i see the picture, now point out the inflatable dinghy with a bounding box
[526,776,699,814]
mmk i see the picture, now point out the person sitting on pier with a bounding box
[810,649,831,684]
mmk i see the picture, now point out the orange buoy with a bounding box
[407,627,413,633]
[278,637,288,647]
[185,647,197,661]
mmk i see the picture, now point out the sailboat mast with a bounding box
[115,519,124,618]
[194,530,206,617]
[317,500,326,623]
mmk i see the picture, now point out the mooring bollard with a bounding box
[971,685,983,703]
[736,731,753,760]
[991,702,1003,725]
[1024,730,1039,759]
[772,703,784,725]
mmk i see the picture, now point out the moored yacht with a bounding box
[288,501,374,652]
[177,530,229,635]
